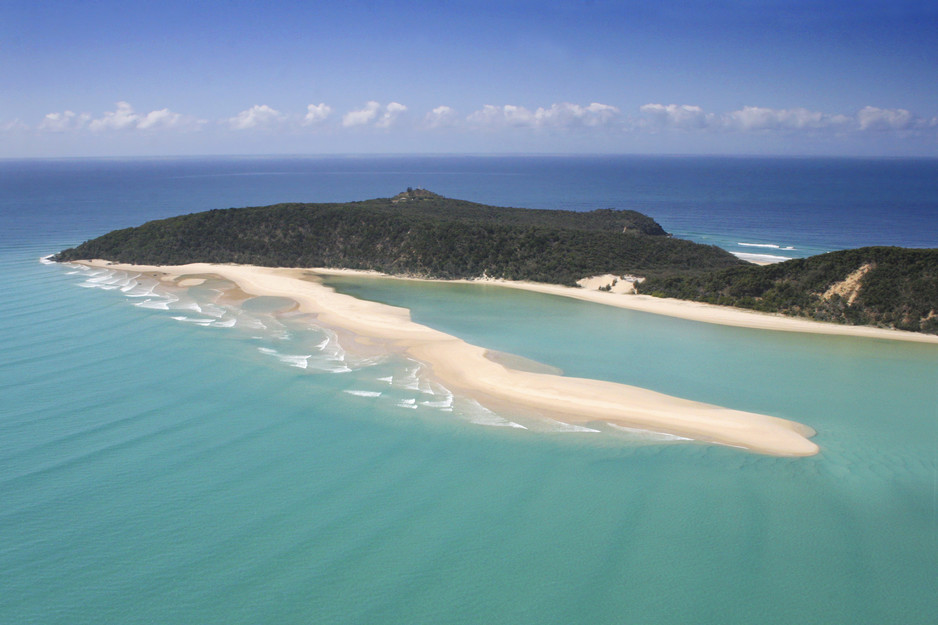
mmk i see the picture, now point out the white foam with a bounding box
[173,300,203,313]
[545,420,600,433]
[419,381,454,409]
[236,315,267,330]
[344,390,383,397]
[122,280,158,297]
[606,423,692,441]
[39,255,55,265]
[315,329,348,362]
[397,398,419,409]
[421,396,454,410]
[257,346,312,368]
[199,304,226,318]
[459,399,526,429]
[377,376,394,384]
[304,355,352,374]
[135,299,171,310]
[396,364,424,390]
[346,354,387,369]
[212,317,237,328]
[736,243,794,250]
[84,273,114,284]
[732,252,790,264]
[171,315,216,326]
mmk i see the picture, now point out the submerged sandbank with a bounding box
[76,260,821,456]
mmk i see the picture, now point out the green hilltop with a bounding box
[53,189,742,284]
[638,246,938,334]
[54,190,937,334]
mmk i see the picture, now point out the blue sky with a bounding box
[2,0,937,157]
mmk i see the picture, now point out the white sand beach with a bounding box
[315,269,938,344]
[78,260,832,456]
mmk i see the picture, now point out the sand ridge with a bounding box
[77,260,827,456]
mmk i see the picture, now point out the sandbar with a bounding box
[76,260,823,456]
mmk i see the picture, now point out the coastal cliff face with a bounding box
[638,247,938,334]
[52,191,740,285]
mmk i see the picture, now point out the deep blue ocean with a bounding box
[1,155,936,624]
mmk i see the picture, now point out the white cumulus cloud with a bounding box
[89,101,140,131]
[467,104,525,127]
[303,103,332,125]
[376,102,407,128]
[343,102,406,128]
[856,106,915,131]
[424,105,459,128]
[723,106,850,131]
[137,108,184,130]
[343,101,381,127]
[1,118,28,132]
[227,104,285,130]
[38,110,90,132]
[44,102,198,133]
[639,103,867,133]
[639,103,715,130]
[467,102,620,129]
[535,102,620,127]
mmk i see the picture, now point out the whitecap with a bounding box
[344,390,382,398]
[171,316,216,326]
[39,255,55,265]
[421,396,454,410]
[738,242,782,249]
[122,281,158,297]
[173,300,203,313]
[256,347,312,369]
[732,252,790,264]
[397,398,419,409]
[135,299,171,310]
[316,329,347,361]
[459,399,526,429]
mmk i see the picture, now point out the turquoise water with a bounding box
[2,156,937,624]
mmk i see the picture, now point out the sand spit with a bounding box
[76,260,825,456]
[314,268,938,345]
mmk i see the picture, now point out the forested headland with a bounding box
[638,247,938,334]
[53,189,743,285]
[54,189,937,334]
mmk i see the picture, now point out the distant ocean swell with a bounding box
[58,261,690,443]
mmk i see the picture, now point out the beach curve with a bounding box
[74,260,823,456]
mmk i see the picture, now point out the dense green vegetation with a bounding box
[54,189,742,285]
[639,247,938,334]
[55,189,936,334]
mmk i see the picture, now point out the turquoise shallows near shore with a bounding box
[76,261,824,456]
[2,156,937,625]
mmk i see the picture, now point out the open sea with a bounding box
[1,155,937,624]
